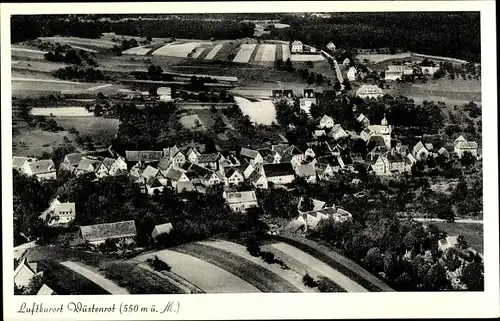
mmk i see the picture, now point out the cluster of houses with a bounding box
[384,61,441,81]
[270,88,318,115]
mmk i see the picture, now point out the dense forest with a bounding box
[11,15,255,43]
[267,12,481,62]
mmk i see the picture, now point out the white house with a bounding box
[347,66,357,82]
[361,115,392,150]
[291,40,303,53]
[163,146,186,167]
[328,125,348,140]
[356,84,383,99]
[13,156,37,173]
[356,113,370,127]
[319,115,335,129]
[40,198,76,227]
[96,157,128,178]
[454,136,478,158]
[326,42,336,51]
[223,190,259,213]
[295,163,317,183]
[248,170,268,189]
[438,236,459,252]
[75,158,101,177]
[240,148,264,165]
[413,141,431,161]
[262,163,296,185]
[151,222,174,240]
[22,159,57,181]
[224,168,245,187]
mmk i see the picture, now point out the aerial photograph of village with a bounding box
[11,12,483,295]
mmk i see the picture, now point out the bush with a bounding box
[302,272,318,288]
[317,276,346,292]
[146,256,172,272]
[245,237,261,257]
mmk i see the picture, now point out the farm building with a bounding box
[79,220,137,245]
[438,236,459,252]
[152,222,174,239]
[12,156,38,173]
[262,163,296,185]
[22,159,57,181]
[223,190,259,213]
[356,84,383,99]
[319,115,335,129]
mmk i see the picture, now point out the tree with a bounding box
[457,234,468,249]
[94,104,103,117]
[301,196,314,212]
[460,151,476,167]
[333,81,342,91]
[423,263,450,291]
[274,59,283,70]
[302,272,318,287]
[461,262,484,291]
[364,247,383,272]
[343,79,352,91]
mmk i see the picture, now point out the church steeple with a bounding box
[381,113,388,126]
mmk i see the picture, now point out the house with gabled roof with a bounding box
[224,168,245,187]
[271,144,290,157]
[371,149,409,176]
[40,198,76,227]
[218,151,241,168]
[248,170,268,189]
[239,148,263,165]
[61,153,83,172]
[145,176,165,195]
[319,115,335,129]
[13,156,38,173]
[281,145,305,169]
[22,159,57,181]
[356,84,383,99]
[96,157,119,178]
[197,153,220,170]
[295,163,317,183]
[315,163,337,181]
[75,158,102,177]
[356,113,370,127]
[437,147,450,159]
[223,190,258,213]
[152,222,173,240]
[454,135,478,158]
[297,197,327,214]
[262,163,295,185]
[338,153,354,171]
[292,205,352,232]
[326,41,336,51]
[163,167,190,189]
[14,257,39,289]
[79,220,137,245]
[163,145,186,167]
[413,141,431,161]
[347,66,357,82]
[316,155,341,172]
[291,40,303,53]
[328,125,348,140]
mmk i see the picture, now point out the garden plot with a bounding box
[290,54,325,62]
[11,60,70,73]
[191,47,206,59]
[281,45,291,61]
[152,42,201,58]
[204,44,224,60]
[200,240,313,293]
[138,250,260,293]
[11,47,48,60]
[31,107,94,117]
[269,243,368,292]
[233,44,258,63]
[259,44,277,62]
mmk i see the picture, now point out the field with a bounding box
[51,116,120,143]
[290,54,326,62]
[233,44,258,63]
[153,42,202,58]
[234,96,276,125]
[38,36,117,51]
[388,78,481,104]
[179,114,206,130]
[429,222,483,254]
[356,53,413,64]
[11,47,47,60]
[174,243,296,292]
[11,60,70,72]
[12,128,76,157]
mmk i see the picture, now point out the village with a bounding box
[11,13,484,295]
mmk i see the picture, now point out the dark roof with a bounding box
[340,154,353,165]
[368,136,386,147]
[125,151,163,162]
[225,167,243,179]
[240,148,260,159]
[80,220,137,242]
[263,163,295,177]
[158,157,172,170]
[271,144,290,156]
[316,155,340,166]
[64,153,83,166]
[198,153,220,163]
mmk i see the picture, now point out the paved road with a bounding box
[411,218,483,224]
[333,59,344,83]
[270,243,368,292]
[60,261,129,294]
[12,77,83,85]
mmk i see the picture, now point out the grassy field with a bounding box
[430,222,483,254]
[175,242,297,292]
[48,117,119,144]
[12,128,76,157]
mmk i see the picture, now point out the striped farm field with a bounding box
[212,42,241,61]
[275,44,283,61]
[282,45,291,61]
[233,44,258,63]
[137,250,260,293]
[204,44,224,60]
[38,36,116,49]
[259,44,277,62]
[269,243,367,292]
[192,47,207,59]
[290,54,325,62]
[199,240,314,292]
[152,42,201,57]
[175,242,298,293]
